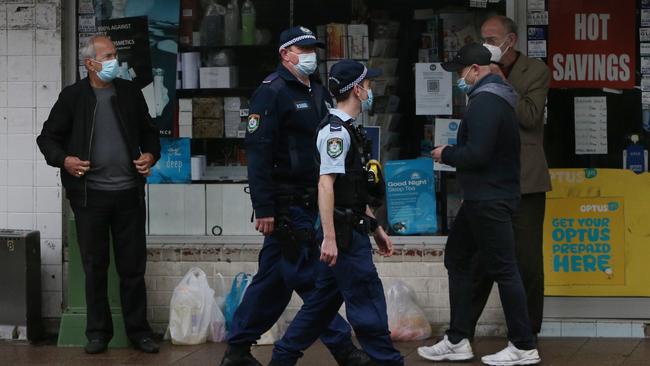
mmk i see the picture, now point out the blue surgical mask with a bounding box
[93,58,119,82]
[457,68,473,94]
[360,87,373,112]
[293,52,318,76]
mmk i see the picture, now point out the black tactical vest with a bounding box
[316,114,371,213]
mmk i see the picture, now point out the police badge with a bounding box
[327,137,343,158]
[247,114,260,133]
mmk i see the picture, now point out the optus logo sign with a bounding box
[579,202,619,213]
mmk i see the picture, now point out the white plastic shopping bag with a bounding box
[169,267,217,345]
[386,280,432,341]
[257,310,290,345]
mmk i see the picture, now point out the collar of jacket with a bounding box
[276,64,319,87]
[508,52,528,80]
[468,74,504,97]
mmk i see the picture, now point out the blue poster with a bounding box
[148,137,191,184]
[384,158,437,235]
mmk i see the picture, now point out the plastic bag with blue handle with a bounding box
[224,272,251,330]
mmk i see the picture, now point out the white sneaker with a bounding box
[481,342,541,366]
[417,335,474,361]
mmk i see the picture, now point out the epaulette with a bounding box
[330,121,342,132]
[262,72,279,84]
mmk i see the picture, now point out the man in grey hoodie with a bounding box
[417,43,540,366]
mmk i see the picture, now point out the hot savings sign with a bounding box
[548,0,636,89]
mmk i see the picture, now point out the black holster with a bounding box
[275,196,316,263]
[333,208,379,251]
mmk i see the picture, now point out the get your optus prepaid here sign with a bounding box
[544,197,625,286]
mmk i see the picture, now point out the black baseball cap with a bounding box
[278,26,325,51]
[441,43,492,72]
[328,59,382,97]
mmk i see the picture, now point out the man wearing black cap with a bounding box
[219,27,369,366]
[417,43,541,365]
[269,59,404,366]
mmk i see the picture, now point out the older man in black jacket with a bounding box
[37,36,160,355]
[417,43,540,366]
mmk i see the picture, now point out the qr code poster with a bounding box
[416,63,452,115]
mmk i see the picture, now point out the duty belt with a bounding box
[276,188,317,209]
[333,207,379,234]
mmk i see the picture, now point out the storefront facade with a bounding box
[0,0,648,338]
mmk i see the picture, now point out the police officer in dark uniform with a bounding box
[219,27,370,366]
[269,60,404,366]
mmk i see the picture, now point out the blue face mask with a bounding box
[93,58,119,82]
[456,67,473,94]
[360,87,373,112]
[292,52,318,76]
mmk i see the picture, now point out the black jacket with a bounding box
[441,74,521,201]
[37,77,161,202]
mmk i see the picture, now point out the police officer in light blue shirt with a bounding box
[269,60,404,366]
[220,27,370,366]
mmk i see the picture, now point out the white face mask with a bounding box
[483,39,509,63]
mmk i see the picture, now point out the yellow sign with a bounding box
[545,169,650,296]
[544,197,625,286]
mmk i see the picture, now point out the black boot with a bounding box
[220,344,262,366]
[333,345,376,366]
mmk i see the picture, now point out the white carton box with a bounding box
[178,98,193,112]
[199,67,239,88]
[179,111,193,126]
[225,110,242,138]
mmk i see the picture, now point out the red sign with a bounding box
[548,0,636,89]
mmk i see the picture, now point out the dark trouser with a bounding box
[70,187,152,343]
[470,193,546,335]
[444,199,535,350]
[272,229,404,366]
[227,206,354,356]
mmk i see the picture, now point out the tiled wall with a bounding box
[0,1,64,319]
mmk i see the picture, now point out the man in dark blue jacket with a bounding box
[417,43,541,366]
[220,26,368,366]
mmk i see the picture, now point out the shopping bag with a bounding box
[168,267,216,345]
[207,273,227,342]
[257,310,290,345]
[224,272,251,331]
[386,280,432,341]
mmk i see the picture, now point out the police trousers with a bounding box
[227,206,354,354]
[272,229,404,366]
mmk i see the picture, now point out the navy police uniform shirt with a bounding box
[316,109,354,176]
[245,65,333,219]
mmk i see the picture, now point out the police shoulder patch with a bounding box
[326,137,343,158]
[329,123,342,132]
[247,114,260,133]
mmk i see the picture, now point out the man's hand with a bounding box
[133,153,155,177]
[64,156,91,178]
[431,145,448,163]
[255,217,275,236]
[373,226,394,257]
[489,63,506,79]
[320,235,338,267]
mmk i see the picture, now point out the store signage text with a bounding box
[548,0,635,89]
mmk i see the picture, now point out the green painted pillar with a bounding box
[57,219,129,347]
